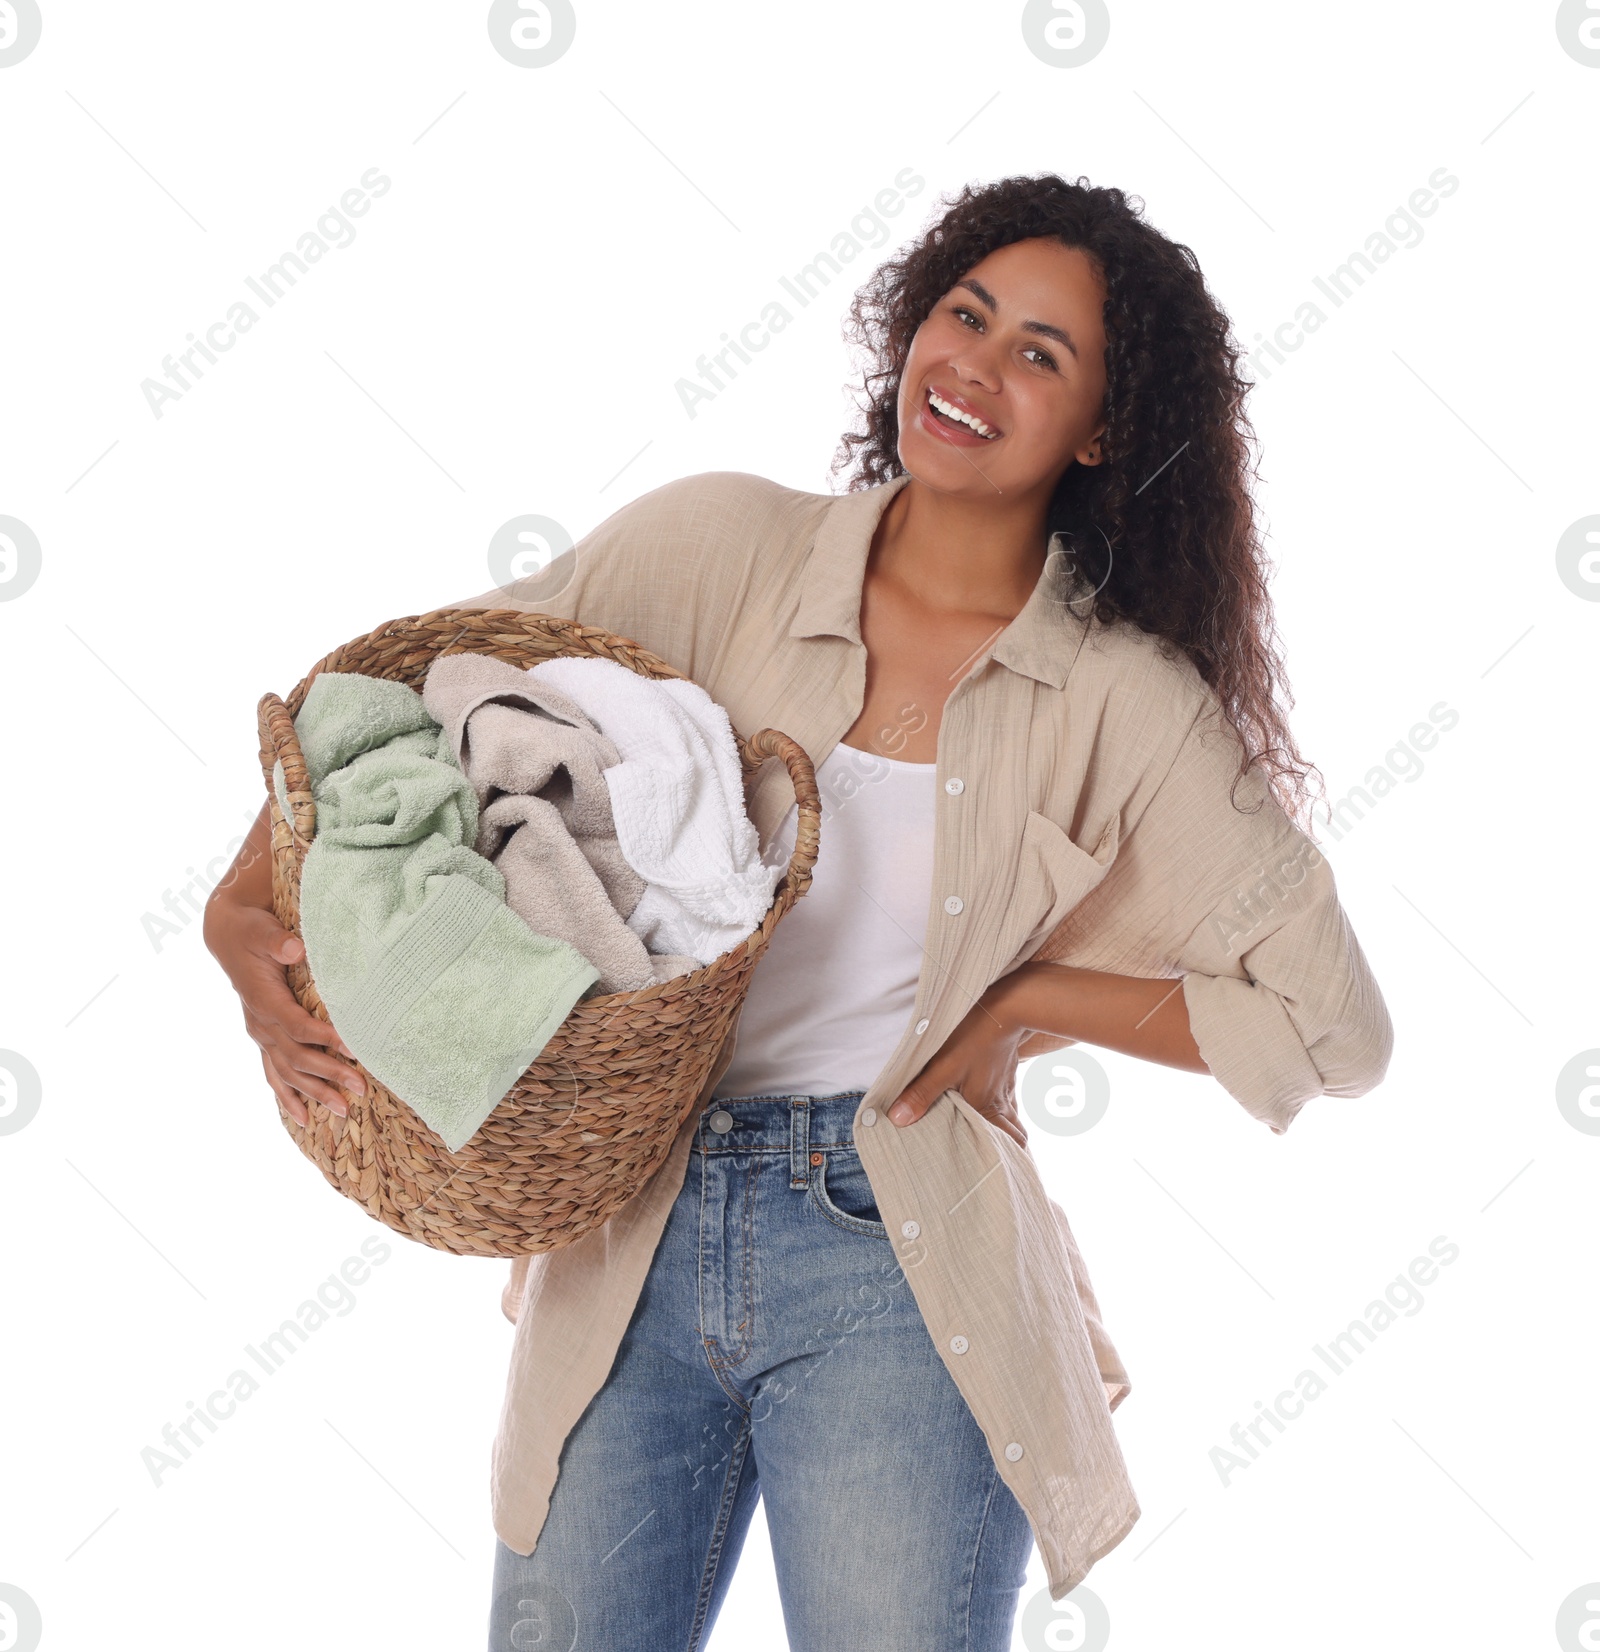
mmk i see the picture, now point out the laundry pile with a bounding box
[271,655,783,1152]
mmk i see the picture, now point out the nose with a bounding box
[944,337,1003,391]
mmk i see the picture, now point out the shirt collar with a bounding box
[788,473,1096,691]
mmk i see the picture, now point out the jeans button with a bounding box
[708,1109,734,1133]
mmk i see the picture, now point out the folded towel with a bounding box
[421,654,697,993]
[527,656,785,963]
[287,671,600,1153]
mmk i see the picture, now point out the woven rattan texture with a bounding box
[255,608,819,1257]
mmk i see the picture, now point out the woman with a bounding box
[205,173,1393,1651]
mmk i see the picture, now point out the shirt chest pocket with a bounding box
[1016,808,1118,948]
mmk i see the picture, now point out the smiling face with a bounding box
[895,237,1109,509]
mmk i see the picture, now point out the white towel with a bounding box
[527,657,785,964]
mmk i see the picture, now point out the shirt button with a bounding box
[949,1334,969,1354]
[860,1107,877,1126]
[1004,1442,1024,1462]
[900,1220,920,1240]
[708,1110,734,1133]
[943,895,964,915]
[914,1018,930,1035]
[944,777,964,795]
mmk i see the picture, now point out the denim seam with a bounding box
[693,1143,729,1403]
[734,1147,757,1359]
[742,1141,764,1370]
[685,1411,756,1651]
[703,1350,753,1411]
[697,1145,756,1403]
[960,1458,1006,1649]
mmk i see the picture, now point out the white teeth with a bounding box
[927,387,996,438]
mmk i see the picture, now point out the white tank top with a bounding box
[713,740,938,1099]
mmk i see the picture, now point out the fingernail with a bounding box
[888,1102,914,1126]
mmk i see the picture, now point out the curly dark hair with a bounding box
[830,172,1325,833]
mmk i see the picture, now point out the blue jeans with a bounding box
[487,1091,1034,1651]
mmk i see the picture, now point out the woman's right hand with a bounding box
[203,804,365,1128]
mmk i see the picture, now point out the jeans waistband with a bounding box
[697,1091,867,1181]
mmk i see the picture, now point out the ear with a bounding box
[1077,423,1108,467]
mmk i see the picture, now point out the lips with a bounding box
[923,384,1000,442]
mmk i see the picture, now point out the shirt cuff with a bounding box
[1181,971,1324,1135]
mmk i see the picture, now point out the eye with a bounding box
[949,303,1058,370]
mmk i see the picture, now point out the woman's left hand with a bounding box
[886,976,1031,1148]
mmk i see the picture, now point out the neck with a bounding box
[871,476,1052,619]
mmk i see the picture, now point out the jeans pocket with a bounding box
[810,1147,887,1236]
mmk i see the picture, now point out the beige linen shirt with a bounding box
[447,469,1393,1601]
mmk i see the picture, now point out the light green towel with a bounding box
[282,672,599,1153]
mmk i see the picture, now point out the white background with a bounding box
[1,2,1596,1648]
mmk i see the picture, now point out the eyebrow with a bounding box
[953,278,1079,360]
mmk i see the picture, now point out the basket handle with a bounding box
[257,691,317,857]
[742,727,821,908]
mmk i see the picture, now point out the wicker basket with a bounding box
[256,607,820,1259]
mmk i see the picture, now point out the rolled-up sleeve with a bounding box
[1091,685,1394,1135]
[1153,709,1394,1133]
[1180,887,1392,1134]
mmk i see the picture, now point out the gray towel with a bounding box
[421,653,697,993]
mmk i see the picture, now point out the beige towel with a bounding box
[422,653,696,993]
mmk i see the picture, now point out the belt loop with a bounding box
[789,1095,810,1187]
